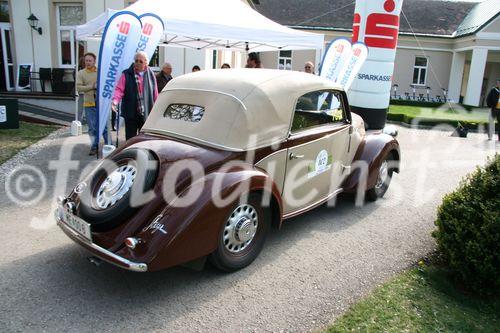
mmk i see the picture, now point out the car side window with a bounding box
[291,90,345,133]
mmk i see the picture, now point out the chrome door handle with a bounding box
[289,153,304,160]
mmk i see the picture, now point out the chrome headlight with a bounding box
[55,205,65,221]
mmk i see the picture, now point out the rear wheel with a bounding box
[366,153,394,201]
[209,193,270,272]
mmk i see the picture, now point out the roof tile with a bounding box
[254,0,481,36]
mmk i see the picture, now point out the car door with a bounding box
[282,90,351,216]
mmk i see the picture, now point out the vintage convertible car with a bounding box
[56,69,400,272]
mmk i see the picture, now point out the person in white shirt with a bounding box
[304,61,315,74]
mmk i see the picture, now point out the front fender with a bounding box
[342,133,400,193]
[119,165,283,271]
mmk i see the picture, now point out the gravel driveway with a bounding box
[0,126,497,333]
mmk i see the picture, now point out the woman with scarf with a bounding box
[111,51,158,140]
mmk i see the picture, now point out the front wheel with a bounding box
[209,193,270,272]
[366,153,394,201]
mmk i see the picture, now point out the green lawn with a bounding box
[389,104,490,125]
[0,121,60,165]
[326,264,500,333]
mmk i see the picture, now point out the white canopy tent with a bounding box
[75,0,324,52]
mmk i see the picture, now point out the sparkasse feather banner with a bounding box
[337,42,369,91]
[319,38,352,84]
[97,11,142,140]
[137,13,165,62]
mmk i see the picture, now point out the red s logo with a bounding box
[352,13,361,43]
[364,13,399,49]
[118,21,130,34]
[142,23,153,36]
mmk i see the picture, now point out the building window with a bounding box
[149,46,160,69]
[212,50,218,69]
[0,1,9,22]
[278,50,292,70]
[412,56,428,86]
[56,4,84,67]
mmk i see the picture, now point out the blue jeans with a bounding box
[84,107,109,149]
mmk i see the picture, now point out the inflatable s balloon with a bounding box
[348,0,403,129]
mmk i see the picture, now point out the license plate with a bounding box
[63,211,92,242]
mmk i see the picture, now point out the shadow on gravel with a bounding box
[0,193,380,332]
[0,140,98,211]
[0,244,221,331]
[0,132,386,331]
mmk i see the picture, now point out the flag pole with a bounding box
[115,106,120,147]
[74,37,79,122]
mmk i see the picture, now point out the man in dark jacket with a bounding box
[112,51,158,140]
[486,79,500,141]
[245,52,262,68]
[156,62,173,92]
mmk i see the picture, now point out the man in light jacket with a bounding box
[76,52,110,155]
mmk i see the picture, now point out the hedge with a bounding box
[432,154,500,295]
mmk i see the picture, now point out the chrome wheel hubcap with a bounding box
[96,164,137,209]
[375,160,389,189]
[223,204,258,253]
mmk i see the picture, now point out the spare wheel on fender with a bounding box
[78,148,158,232]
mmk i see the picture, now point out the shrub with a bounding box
[390,99,444,108]
[389,100,475,110]
[433,154,500,294]
[386,114,485,130]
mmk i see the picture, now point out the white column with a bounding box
[10,0,33,66]
[447,52,465,103]
[464,48,488,106]
[222,50,232,67]
[204,50,213,70]
[105,0,125,10]
[235,51,242,68]
[314,49,322,75]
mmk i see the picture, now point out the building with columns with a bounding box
[0,0,251,88]
[0,0,498,112]
[447,3,500,106]
[254,0,500,106]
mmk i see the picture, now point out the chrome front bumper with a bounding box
[56,216,148,272]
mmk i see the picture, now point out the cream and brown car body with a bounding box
[56,69,400,272]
